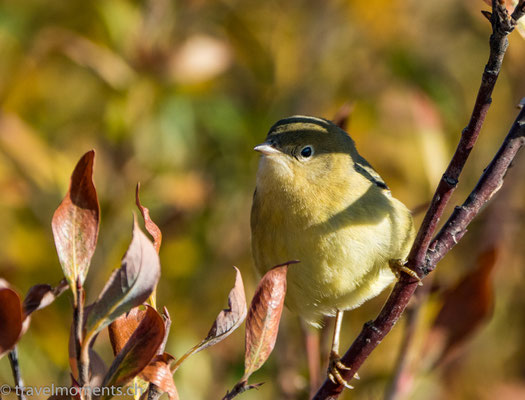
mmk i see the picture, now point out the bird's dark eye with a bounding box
[300,146,313,158]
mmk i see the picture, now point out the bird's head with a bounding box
[254,116,356,188]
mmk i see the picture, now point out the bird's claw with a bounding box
[327,352,357,389]
[389,259,423,286]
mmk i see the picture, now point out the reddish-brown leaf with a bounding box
[425,247,498,368]
[170,268,246,373]
[108,307,147,356]
[243,262,291,380]
[84,218,161,340]
[136,183,162,253]
[23,279,69,317]
[200,267,247,351]
[51,150,100,301]
[0,286,24,357]
[140,353,179,400]
[206,266,246,342]
[103,305,165,388]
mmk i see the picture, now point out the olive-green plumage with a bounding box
[251,116,415,327]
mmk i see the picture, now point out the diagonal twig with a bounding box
[314,100,525,399]
[426,105,525,268]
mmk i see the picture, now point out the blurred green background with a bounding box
[1,0,525,399]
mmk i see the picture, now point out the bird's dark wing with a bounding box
[353,156,389,191]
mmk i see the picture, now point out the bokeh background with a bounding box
[1,0,525,399]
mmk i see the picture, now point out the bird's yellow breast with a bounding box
[251,152,414,326]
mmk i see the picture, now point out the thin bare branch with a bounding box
[409,0,515,281]
[426,106,525,268]
[313,1,525,395]
[222,381,264,400]
[314,100,525,399]
[511,0,525,21]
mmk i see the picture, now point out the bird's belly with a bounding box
[253,222,396,327]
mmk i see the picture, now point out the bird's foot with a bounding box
[327,351,359,389]
[389,259,423,286]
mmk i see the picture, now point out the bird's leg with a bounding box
[327,310,358,389]
[389,259,423,286]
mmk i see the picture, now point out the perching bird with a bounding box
[250,115,417,387]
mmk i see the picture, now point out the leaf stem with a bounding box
[8,346,25,400]
[74,280,91,400]
[170,343,201,373]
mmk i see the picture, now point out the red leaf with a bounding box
[0,286,24,357]
[103,305,165,388]
[51,150,100,302]
[243,262,291,380]
[136,183,162,253]
[0,279,67,358]
[140,353,179,400]
[108,307,147,356]
[203,266,247,347]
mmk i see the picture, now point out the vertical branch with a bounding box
[8,347,25,400]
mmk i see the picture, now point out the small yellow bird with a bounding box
[250,115,416,386]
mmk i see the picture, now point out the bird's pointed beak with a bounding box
[254,143,281,155]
